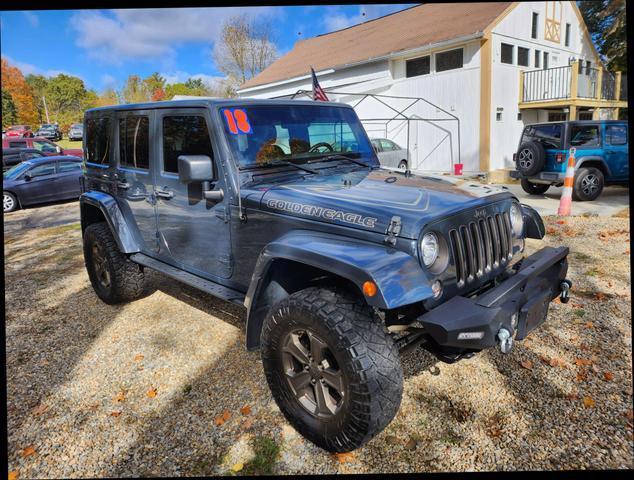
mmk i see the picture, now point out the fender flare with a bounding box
[79,191,143,253]
[244,230,433,349]
[575,156,612,177]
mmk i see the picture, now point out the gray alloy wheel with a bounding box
[572,167,604,201]
[517,148,533,171]
[3,192,18,213]
[281,328,345,419]
[581,173,600,197]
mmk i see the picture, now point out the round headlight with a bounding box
[510,203,524,237]
[421,232,439,267]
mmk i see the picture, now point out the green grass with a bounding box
[240,436,281,476]
[573,309,586,318]
[56,138,82,149]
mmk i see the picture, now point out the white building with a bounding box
[237,2,626,179]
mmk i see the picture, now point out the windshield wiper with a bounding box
[313,154,371,168]
[244,159,318,174]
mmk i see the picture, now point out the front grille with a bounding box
[449,211,513,287]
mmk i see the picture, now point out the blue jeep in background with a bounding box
[511,120,628,201]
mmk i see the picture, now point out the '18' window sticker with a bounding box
[223,109,252,134]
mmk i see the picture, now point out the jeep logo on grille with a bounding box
[474,208,487,219]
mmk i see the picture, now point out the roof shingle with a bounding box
[240,2,512,90]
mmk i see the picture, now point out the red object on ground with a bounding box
[454,163,463,175]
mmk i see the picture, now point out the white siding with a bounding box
[489,1,599,171]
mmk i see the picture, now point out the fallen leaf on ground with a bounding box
[405,438,418,450]
[115,391,125,402]
[89,403,100,411]
[520,360,533,370]
[134,354,144,362]
[385,435,401,445]
[147,388,157,398]
[604,372,615,381]
[242,418,253,429]
[566,392,579,400]
[8,471,18,480]
[487,427,502,438]
[541,356,566,368]
[594,292,607,301]
[576,370,588,382]
[585,321,594,329]
[240,405,251,416]
[21,446,36,458]
[626,409,634,421]
[32,404,48,416]
[214,415,225,426]
[575,358,592,366]
[583,396,596,408]
[222,410,231,421]
[231,463,244,472]
[556,220,566,225]
[333,452,356,463]
[110,411,121,417]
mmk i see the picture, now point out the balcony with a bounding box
[519,60,627,115]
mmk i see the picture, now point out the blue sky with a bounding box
[0,4,413,92]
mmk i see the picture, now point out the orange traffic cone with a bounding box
[557,147,577,216]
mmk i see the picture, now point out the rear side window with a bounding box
[570,125,600,147]
[33,140,57,153]
[58,160,82,172]
[29,163,56,177]
[605,125,627,146]
[9,141,27,148]
[86,117,112,165]
[119,116,150,169]
[521,124,562,149]
[162,115,213,174]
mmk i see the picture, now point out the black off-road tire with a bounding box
[516,141,545,176]
[261,287,403,452]
[83,222,147,304]
[572,167,604,201]
[520,178,550,195]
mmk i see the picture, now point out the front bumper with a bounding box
[418,246,569,351]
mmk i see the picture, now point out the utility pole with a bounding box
[42,96,50,124]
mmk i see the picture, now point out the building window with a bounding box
[534,49,541,68]
[496,112,503,121]
[435,48,463,72]
[517,112,522,121]
[548,112,566,122]
[518,47,529,67]
[565,23,571,47]
[543,52,549,69]
[585,60,592,74]
[531,12,539,39]
[501,43,514,64]
[406,55,430,77]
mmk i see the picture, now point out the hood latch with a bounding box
[384,216,402,246]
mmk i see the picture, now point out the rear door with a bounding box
[154,108,232,279]
[55,159,83,198]
[114,110,159,253]
[603,123,628,180]
[380,139,398,167]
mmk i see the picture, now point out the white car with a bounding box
[370,138,410,170]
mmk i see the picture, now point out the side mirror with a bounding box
[177,155,213,183]
[24,172,32,181]
[177,155,223,202]
[56,145,62,154]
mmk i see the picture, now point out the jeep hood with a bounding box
[257,169,514,239]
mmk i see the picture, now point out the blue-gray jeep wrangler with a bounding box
[511,120,628,201]
[80,99,571,452]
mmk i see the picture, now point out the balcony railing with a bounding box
[520,61,626,104]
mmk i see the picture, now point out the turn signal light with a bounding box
[556,153,564,163]
[362,281,377,297]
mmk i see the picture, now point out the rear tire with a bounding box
[573,167,604,201]
[398,160,407,170]
[83,222,147,304]
[261,287,403,452]
[3,192,18,213]
[516,141,545,176]
[520,178,550,195]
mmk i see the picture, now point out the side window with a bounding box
[570,125,600,147]
[9,141,27,148]
[33,140,57,153]
[58,161,81,172]
[162,115,213,174]
[86,117,112,165]
[522,124,562,149]
[28,163,56,177]
[380,139,394,151]
[605,125,627,146]
[119,116,150,169]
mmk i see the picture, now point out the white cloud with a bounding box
[160,70,225,87]
[101,74,117,89]
[1,55,81,80]
[22,11,39,27]
[69,7,279,66]
[322,4,412,33]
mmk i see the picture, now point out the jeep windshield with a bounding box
[220,104,376,170]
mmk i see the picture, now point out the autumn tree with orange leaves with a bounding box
[1,58,38,125]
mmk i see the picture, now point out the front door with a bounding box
[603,123,628,180]
[114,110,159,253]
[154,108,232,279]
[20,161,58,204]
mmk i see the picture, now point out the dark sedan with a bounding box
[3,156,83,213]
[35,124,63,141]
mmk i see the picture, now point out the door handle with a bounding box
[117,182,130,189]
[155,188,174,199]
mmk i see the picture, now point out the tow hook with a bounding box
[497,327,513,354]
[560,279,572,304]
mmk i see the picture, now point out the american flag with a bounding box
[311,67,329,101]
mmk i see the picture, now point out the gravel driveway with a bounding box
[4,201,633,477]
